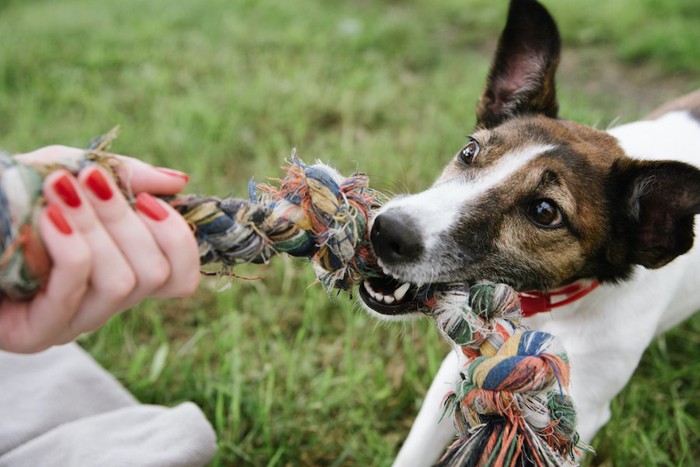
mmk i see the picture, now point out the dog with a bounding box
[356,0,700,464]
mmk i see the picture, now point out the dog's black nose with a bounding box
[371,210,424,264]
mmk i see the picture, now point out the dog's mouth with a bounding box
[358,274,436,316]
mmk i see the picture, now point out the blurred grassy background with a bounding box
[1,0,699,465]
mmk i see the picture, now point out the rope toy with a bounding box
[0,135,589,465]
[171,154,382,292]
[433,282,591,466]
[0,140,382,300]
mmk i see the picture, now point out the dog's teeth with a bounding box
[364,279,408,305]
[363,281,378,300]
[394,283,410,301]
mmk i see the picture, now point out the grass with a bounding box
[1,0,699,465]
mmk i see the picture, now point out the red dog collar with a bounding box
[518,279,600,317]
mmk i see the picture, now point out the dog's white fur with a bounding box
[392,110,700,466]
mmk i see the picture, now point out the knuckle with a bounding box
[103,269,137,301]
[62,247,92,271]
[139,259,171,291]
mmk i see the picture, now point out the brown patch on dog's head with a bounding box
[432,116,634,290]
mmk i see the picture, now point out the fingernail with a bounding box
[156,167,189,183]
[46,204,73,234]
[85,169,113,201]
[52,174,81,208]
[135,193,169,221]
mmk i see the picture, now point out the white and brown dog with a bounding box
[357,0,700,464]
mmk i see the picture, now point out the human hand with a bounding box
[0,145,200,353]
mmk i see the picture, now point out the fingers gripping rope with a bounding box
[0,137,589,466]
[0,150,381,300]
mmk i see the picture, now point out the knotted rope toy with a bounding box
[433,283,591,466]
[0,135,382,300]
[0,135,589,466]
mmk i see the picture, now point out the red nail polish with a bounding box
[52,174,81,207]
[46,204,73,234]
[156,167,189,183]
[85,169,113,201]
[135,193,169,221]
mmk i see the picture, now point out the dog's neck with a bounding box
[518,279,600,316]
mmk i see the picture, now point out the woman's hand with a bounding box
[0,145,200,353]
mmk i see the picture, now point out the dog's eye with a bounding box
[459,139,480,164]
[525,199,564,228]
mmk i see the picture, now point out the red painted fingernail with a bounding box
[85,169,113,201]
[46,204,73,234]
[52,174,81,207]
[135,192,169,221]
[156,167,189,183]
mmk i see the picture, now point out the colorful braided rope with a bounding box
[0,149,381,300]
[171,154,382,291]
[434,283,591,466]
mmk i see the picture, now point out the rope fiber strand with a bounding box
[0,136,590,466]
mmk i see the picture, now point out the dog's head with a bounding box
[360,0,700,319]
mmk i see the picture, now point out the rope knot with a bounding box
[261,158,380,290]
[437,282,589,466]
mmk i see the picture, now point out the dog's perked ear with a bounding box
[611,160,700,269]
[475,0,561,129]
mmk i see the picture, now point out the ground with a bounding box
[1,0,699,465]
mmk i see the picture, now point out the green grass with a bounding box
[1,0,700,465]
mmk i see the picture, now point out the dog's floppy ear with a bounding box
[612,159,700,269]
[476,0,561,129]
